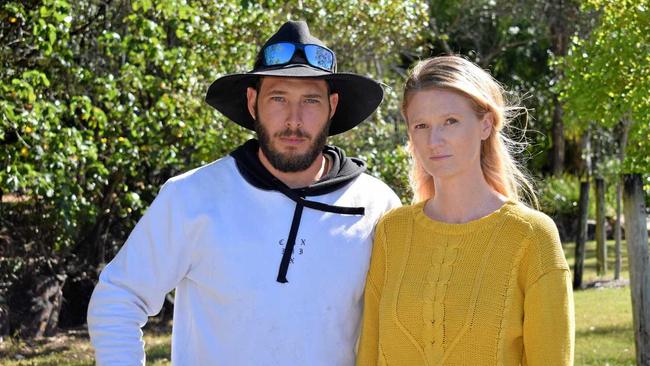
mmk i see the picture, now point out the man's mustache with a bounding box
[275,128,311,139]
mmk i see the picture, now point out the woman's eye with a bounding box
[413,123,428,129]
[445,118,459,125]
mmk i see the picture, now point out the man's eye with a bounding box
[271,96,285,102]
[413,123,428,129]
[305,98,320,104]
[445,118,459,125]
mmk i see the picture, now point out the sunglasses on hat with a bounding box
[262,42,336,72]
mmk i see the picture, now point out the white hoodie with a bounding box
[88,144,400,366]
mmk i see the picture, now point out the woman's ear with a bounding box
[480,112,494,140]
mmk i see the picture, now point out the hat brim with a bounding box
[205,64,383,136]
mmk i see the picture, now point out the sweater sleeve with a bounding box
[87,180,194,365]
[356,219,387,366]
[521,214,575,366]
[523,270,575,365]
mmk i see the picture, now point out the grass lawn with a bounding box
[0,323,172,366]
[565,239,636,366]
[0,240,639,365]
[574,287,634,365]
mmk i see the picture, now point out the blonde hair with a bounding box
[402,55,537,207]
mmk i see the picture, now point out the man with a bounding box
[87,21,400,365]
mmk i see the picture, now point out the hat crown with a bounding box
[254,21,330,70]
[262,21,326,48]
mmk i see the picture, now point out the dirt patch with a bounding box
[583,278,630,289]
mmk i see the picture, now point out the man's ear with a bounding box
[480,112,494,140]
[246,87,257,120]
[329,93,339,119]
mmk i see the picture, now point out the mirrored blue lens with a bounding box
[263,42,335,72]
[264,43,295,66]
[304,45,334,70]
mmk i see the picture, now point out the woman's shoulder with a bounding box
[505,202,559,237]
[377,202,422,227]
[506,202,569,272]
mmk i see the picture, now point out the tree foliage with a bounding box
[405,0,592,176]
[560,0,650,173]
[0,0,427,334]
[2,0,646,339]
[0,0,427,260]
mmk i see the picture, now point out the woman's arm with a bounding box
[356,220,388,366]
[522,213,575,365]
[523,269,575,365]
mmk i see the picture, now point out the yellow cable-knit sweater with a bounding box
[357,201,574,366]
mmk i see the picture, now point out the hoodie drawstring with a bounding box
[276,188,365,283]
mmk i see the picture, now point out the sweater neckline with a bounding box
[413,199,518,234]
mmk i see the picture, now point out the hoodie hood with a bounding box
[230,139,366,196]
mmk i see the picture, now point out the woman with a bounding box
[356,56,574,365]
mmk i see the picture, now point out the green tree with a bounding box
[559,0,649,362]
[410,0,593,179]
[0,0,427,336]
[560,0,649,171]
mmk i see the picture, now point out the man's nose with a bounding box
[286,103,303,128]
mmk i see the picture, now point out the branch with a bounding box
[427,1,452,54]
[481,39,531,66]
[618,114,631,162]
[70,0,112,36]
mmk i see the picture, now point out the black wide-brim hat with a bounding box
[205,21,384,136]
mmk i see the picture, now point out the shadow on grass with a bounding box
[0,329,85,360]
[143,320,172,334]
[576,323,633,337]
[20,345,72,359]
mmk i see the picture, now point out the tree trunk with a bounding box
[551,95,565,175]
[426,2,452,55]
[622,174,650,364]
[0,269,8,340]
[573,180,590,289]
[21,274,66,338]
[8,264,67,339]
[595,177,607,277]
[72,171,123,267]
[615,116,631,280]
[615,181,623,280]
[547,0,570,177]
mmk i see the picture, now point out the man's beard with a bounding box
[254,106,331,173]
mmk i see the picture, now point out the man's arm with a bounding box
[87,181,193,365]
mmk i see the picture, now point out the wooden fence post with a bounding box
[623,174,650,365]
[595,177,607,276]
[574,180,590,289]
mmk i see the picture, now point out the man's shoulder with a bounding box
[352,172,396,193]
[146,155,250,215]
[350,172,401,205]
[336,172,402,216]
[166,155,238,188]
